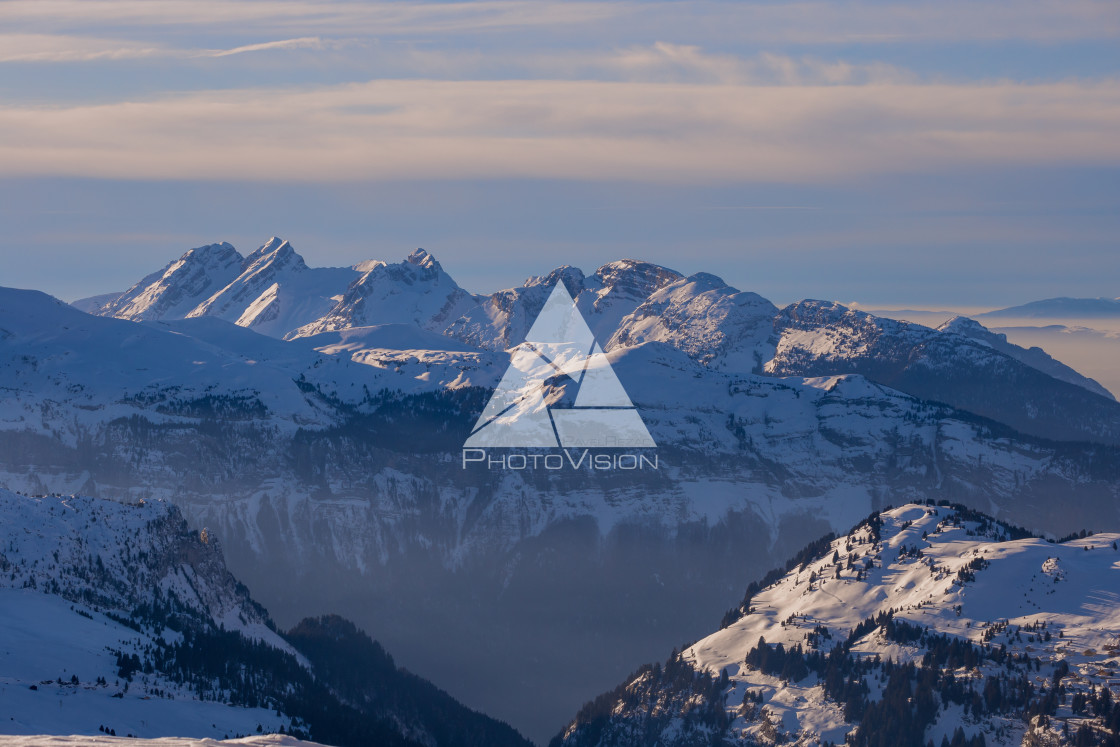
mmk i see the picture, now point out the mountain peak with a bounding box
[937,315,987,334]
[557,502,1120,747]
[245,236,300,264]
[184,241,239,261]
[93,241,245,322]
[593,259,683,298]
[537,265,586,296]
[406,248,440,271]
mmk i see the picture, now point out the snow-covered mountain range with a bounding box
[556,503,1120,747]
[0,487,529,747]
[1,238,1114,741]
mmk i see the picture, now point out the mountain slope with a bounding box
[938,316,1114,401]
[0,487,531,747]
[0,737,322,746]
[607,272,777,372]
[7,277,1120,742]
[14,247,1120,742]
[767,300,1120,445]
[287,249,480,340]
[555,503,1120,747]
[97,242,245,321]
[444,260,682,350]
[185,238,360,338]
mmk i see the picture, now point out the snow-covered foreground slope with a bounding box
[0,490,301,740]
[0,488,530,747]
[0,737,322,747]
[556,504,1120,747]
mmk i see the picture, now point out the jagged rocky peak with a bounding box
[285,247,476,338]
[591,259,683,298]
[96,241,246,321]
[241,236,307,272]
[183,240,242,264]
[352,258,386,273]
[405,247,440,271]
[526,264,587,296]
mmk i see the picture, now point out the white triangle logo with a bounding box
[465,283,656,448]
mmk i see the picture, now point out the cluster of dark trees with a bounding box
[554,650,730,747]
[111,610,529,747]
[741,609,1120,747]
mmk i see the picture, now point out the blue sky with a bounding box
[0,0,1117,306]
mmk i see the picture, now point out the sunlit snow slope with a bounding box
[557,504,1120,747]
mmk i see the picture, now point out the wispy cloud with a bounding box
[0,1,625,36]
[0,33,338,63]
[202,37,327,58]
[1,0,1115,44]
[1,78,1116,183]
[0,34,164,63]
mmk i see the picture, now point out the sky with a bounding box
[0,0,1117,306]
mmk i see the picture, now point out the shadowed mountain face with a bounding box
[3,244,1118,742]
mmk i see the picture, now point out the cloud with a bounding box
[202,37,327,58]
[0,34,164,62]
[0,1,624,36]
[1,77,1116,183]
[0,33,337,63]
[1,0,1115,44]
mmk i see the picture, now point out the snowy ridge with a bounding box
[97,243,244,322]
[287,249,479,339]
[768,300,1120,445]
[607,272,777,372]
[557,504,1120,747]
[444,260,682,351]
[937,316,1114,401]
[185,238,360,338]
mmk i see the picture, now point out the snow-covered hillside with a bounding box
[768,300,1120,445]
[0,737,323,747]
[0,489,301,740]
[556,504,1120,747]
[937,316,1114,401]
[0,488,531,747]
